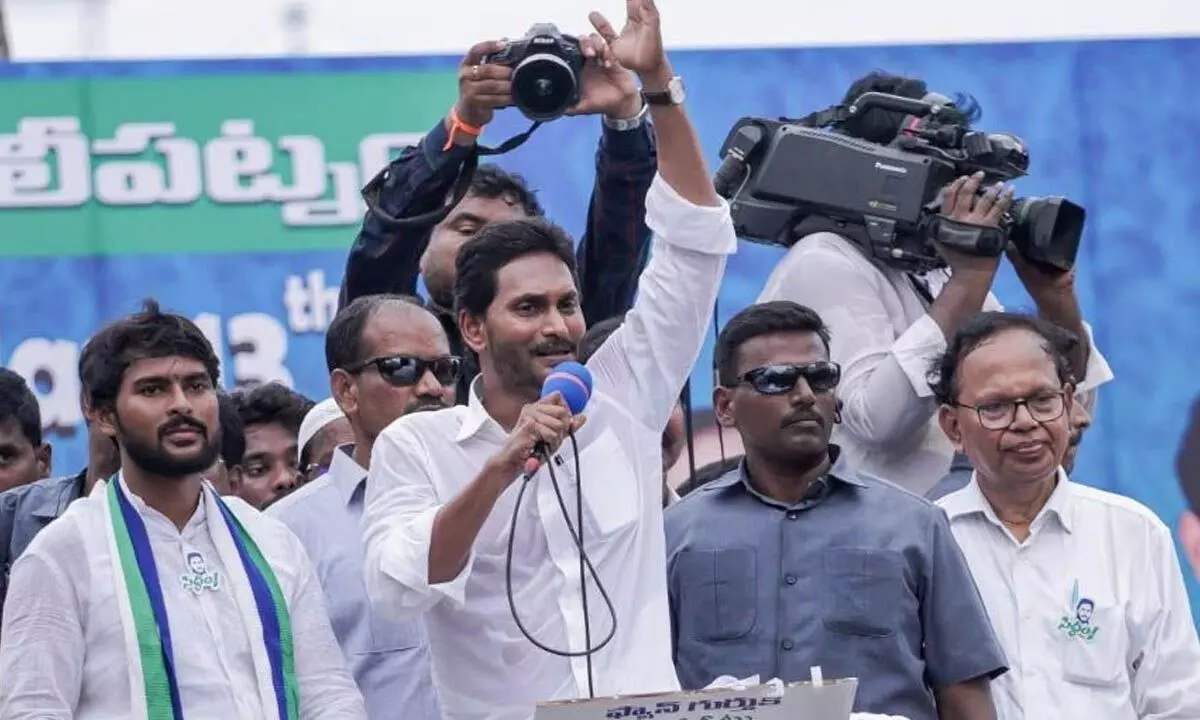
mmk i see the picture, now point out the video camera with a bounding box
[713,92,1086,272]
[485,24,586,122]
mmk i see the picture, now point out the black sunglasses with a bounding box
[344,355,461,387]
[737,361,841,395]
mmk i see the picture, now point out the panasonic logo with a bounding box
[874,162,907,174]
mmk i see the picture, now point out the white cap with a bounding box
[297,398,346,461]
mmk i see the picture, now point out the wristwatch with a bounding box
[602,102,649,132]
[641,76,685,106]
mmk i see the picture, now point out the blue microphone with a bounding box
[524,361,593,478]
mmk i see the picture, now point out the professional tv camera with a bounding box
[713,92,1085,272]
[485,24,586,122]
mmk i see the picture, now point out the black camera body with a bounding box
[714,92,1085,273]
[486,24,585,122]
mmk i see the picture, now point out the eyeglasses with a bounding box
[956,390,1066,430]
[737,362,841,396]
[344,355,461,387]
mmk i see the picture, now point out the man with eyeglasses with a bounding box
[665,300,1006,720]
[926,388,1092,502]
[932,311,1200,719]
[270,294,458,719]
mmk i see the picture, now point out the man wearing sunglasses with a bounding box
[665,301,1006,720]
[933,312,1200,719]
[270,294,458,720]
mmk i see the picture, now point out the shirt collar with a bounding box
[30,468,88,520]
[455,375,504,443]
[941,467,1075,534]
[702,445,866,505]
[329,444,367,509]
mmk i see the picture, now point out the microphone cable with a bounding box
[504,431,618,699]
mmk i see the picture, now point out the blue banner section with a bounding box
[3,38,1200,611]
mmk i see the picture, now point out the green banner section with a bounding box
[0,70,458,257]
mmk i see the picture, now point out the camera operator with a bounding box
[757,72,1113,495]
[339,28,657,406]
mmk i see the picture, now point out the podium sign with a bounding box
[534,678,857,720]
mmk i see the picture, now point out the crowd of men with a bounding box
[2,1,1200,718]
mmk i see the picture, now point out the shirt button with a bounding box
[781,639,794,651]
[787,512,800,520]
[784,574,798,585]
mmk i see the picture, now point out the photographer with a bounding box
[758,72,1113,495]
[339,28,656,405]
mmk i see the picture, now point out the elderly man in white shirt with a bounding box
[757,73,1113,495]
[360,2,734,718]
[931,311,1200,719]
[0,301,365,719]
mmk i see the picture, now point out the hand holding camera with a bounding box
[454,40,514,132]
[933,171,1014,275]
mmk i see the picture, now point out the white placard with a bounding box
[535,678,857,720]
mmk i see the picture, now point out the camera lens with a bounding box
[512,53,577,121]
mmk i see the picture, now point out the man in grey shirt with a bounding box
[270,294,457,719]
[665,300,1006,720]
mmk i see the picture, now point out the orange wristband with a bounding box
[443,107,484,151]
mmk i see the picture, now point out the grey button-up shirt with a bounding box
[269,445,439,719]
[0,470,85,617]
[925,452,974,502]
[664,450,1007,720]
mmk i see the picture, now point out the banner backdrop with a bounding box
[2,40,1200,620]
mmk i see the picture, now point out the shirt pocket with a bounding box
[821,547,907,638]
[362,608,424,654]
[676,547,758,642]
[1060,605,1126,688]
[579,429,641,536]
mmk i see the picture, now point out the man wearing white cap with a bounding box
[297,398,355,484]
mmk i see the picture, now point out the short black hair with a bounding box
[468,165,544,218]
[454,217,579,317]
[840,70,981,144]
[677,455,744,497]
[228,382,314,437]
[325,294,429,373]
[578,316,624,364]
[79,299,220,412]
[1176,400,1200,514]
[715,301,832,387]
[0,368,42,447]
[928,311,1079,406]
[217,391,246,467]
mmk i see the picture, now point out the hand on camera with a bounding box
[453,40,514,129]
[492,392,587,479]
[935,171,1014,274]
[568,27,641,119]
[1007,244,1077,297]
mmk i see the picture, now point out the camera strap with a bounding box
[362,121,543,230]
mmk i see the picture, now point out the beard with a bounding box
[118,416,220,479]
[405,396,450,415]
[486,330,546,401]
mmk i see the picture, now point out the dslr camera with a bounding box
[714,92,1086,272]
[486,24,585,122]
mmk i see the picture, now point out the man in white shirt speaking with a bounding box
[0,300,366,719]
[932,311,1200,719]
[359,1,735,718]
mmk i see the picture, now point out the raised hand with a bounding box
[454,40,513,128]
[587,0,667,76]
[569,33,642,119]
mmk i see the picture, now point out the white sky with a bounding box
[5,0,1199,60]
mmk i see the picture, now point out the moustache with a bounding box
[406,399,449,414]
[781,412,825,429]
[531,339,575,357]
[158,416,207,440]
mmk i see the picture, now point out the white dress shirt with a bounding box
[758,232,1114,494]
[361,174,737,720]
[0,478,366,719]
[938,471,1200,719]
[269,446,439,719]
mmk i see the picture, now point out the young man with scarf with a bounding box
[0,301,366,719]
